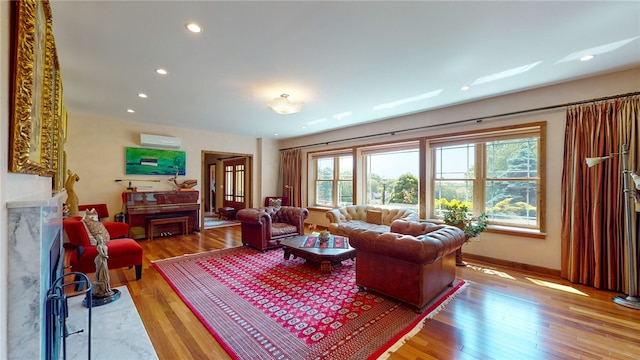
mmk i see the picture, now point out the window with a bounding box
[312,153,353,207]
[362,142,419,209]
[431,123,544,231]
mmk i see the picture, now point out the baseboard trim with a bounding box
[462,252,561,277]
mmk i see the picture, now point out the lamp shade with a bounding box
[585,156,611,167]
[632,172,640,190]
[267,94,303,115]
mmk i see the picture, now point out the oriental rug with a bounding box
[153,246,467,359]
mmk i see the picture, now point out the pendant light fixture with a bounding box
[267,94,303,115]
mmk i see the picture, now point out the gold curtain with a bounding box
[280,149,302,207]
[561,96,639,292]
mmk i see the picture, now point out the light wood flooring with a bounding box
[99,225,640,360]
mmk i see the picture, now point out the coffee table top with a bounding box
[281,235,354,257]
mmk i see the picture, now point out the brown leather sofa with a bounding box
[348,220,466,311]
[236,206,309,251]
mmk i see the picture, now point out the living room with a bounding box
[2,1,640,359]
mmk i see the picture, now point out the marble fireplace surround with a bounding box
[7,191,65,360]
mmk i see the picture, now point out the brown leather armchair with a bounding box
[236,206,309,251]
[348,220,466,311]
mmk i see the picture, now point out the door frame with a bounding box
[201,150,252,226]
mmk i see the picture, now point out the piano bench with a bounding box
[147,216,189,241]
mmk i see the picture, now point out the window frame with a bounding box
[359,141,421,209]
[429,122,546,234]
[308,150,354,208]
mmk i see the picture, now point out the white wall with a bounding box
[280,67,640,271]
[64,114,273,219]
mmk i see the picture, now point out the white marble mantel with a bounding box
[6,191,65,360]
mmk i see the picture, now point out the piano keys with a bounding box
[124,190,200,239]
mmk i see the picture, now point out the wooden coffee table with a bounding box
[281,235,355,273]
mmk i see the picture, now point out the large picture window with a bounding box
[362,142,419,209]
[312,153,353,207]
[431,123,544,232]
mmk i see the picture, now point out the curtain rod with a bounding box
[280,91,640,151]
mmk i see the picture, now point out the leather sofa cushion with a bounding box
[272,223,298,237]
[349,225,465,264]
[335,220,391,235]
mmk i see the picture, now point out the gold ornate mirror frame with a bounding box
[9,0,59,177]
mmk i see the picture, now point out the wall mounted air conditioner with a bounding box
[139,134,182,149]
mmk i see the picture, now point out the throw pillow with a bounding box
[82,217,110,245]
[366,210,383,225]
[269,198,282,208]
[84,208,99,221]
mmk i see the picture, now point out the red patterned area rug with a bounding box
[153,246,467,359]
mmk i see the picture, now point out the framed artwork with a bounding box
[125,147,186,175]
[51,56,64,192]
[9,0,56,176]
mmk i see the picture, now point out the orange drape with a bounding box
[561,96,639,292]
[280,149,302,207]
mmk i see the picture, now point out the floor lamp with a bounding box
[586,144,640,309]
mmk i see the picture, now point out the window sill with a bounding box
[422,219,546,239]
[485,225,546,239]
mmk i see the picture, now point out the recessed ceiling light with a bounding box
[186,22,202,33]
[274,133,279,136]
[580,55,595,62]
[557,37,637,64]
[461,85,470,91]
[127,109,135,113]
[138,93,148,98]
[155,68,168,75]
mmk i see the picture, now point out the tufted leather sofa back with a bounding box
[326,205,418,226]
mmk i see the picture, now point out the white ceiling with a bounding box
[50,1,640,140]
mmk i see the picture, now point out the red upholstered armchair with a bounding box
[63,217,143,282]
[237,206,308,251]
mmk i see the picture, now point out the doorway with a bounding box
[201,151,252,226]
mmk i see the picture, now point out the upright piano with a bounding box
[124,190,200,240]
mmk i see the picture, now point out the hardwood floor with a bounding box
[101,225,640,360]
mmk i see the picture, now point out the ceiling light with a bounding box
[127,109,135,113]
[557,37,638,64]
[267,94,303,115]
[155,68,168,75]
[461,85,470,91]
[580,55,595,62]
[186,22,202,33]
[138,93,148,98]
